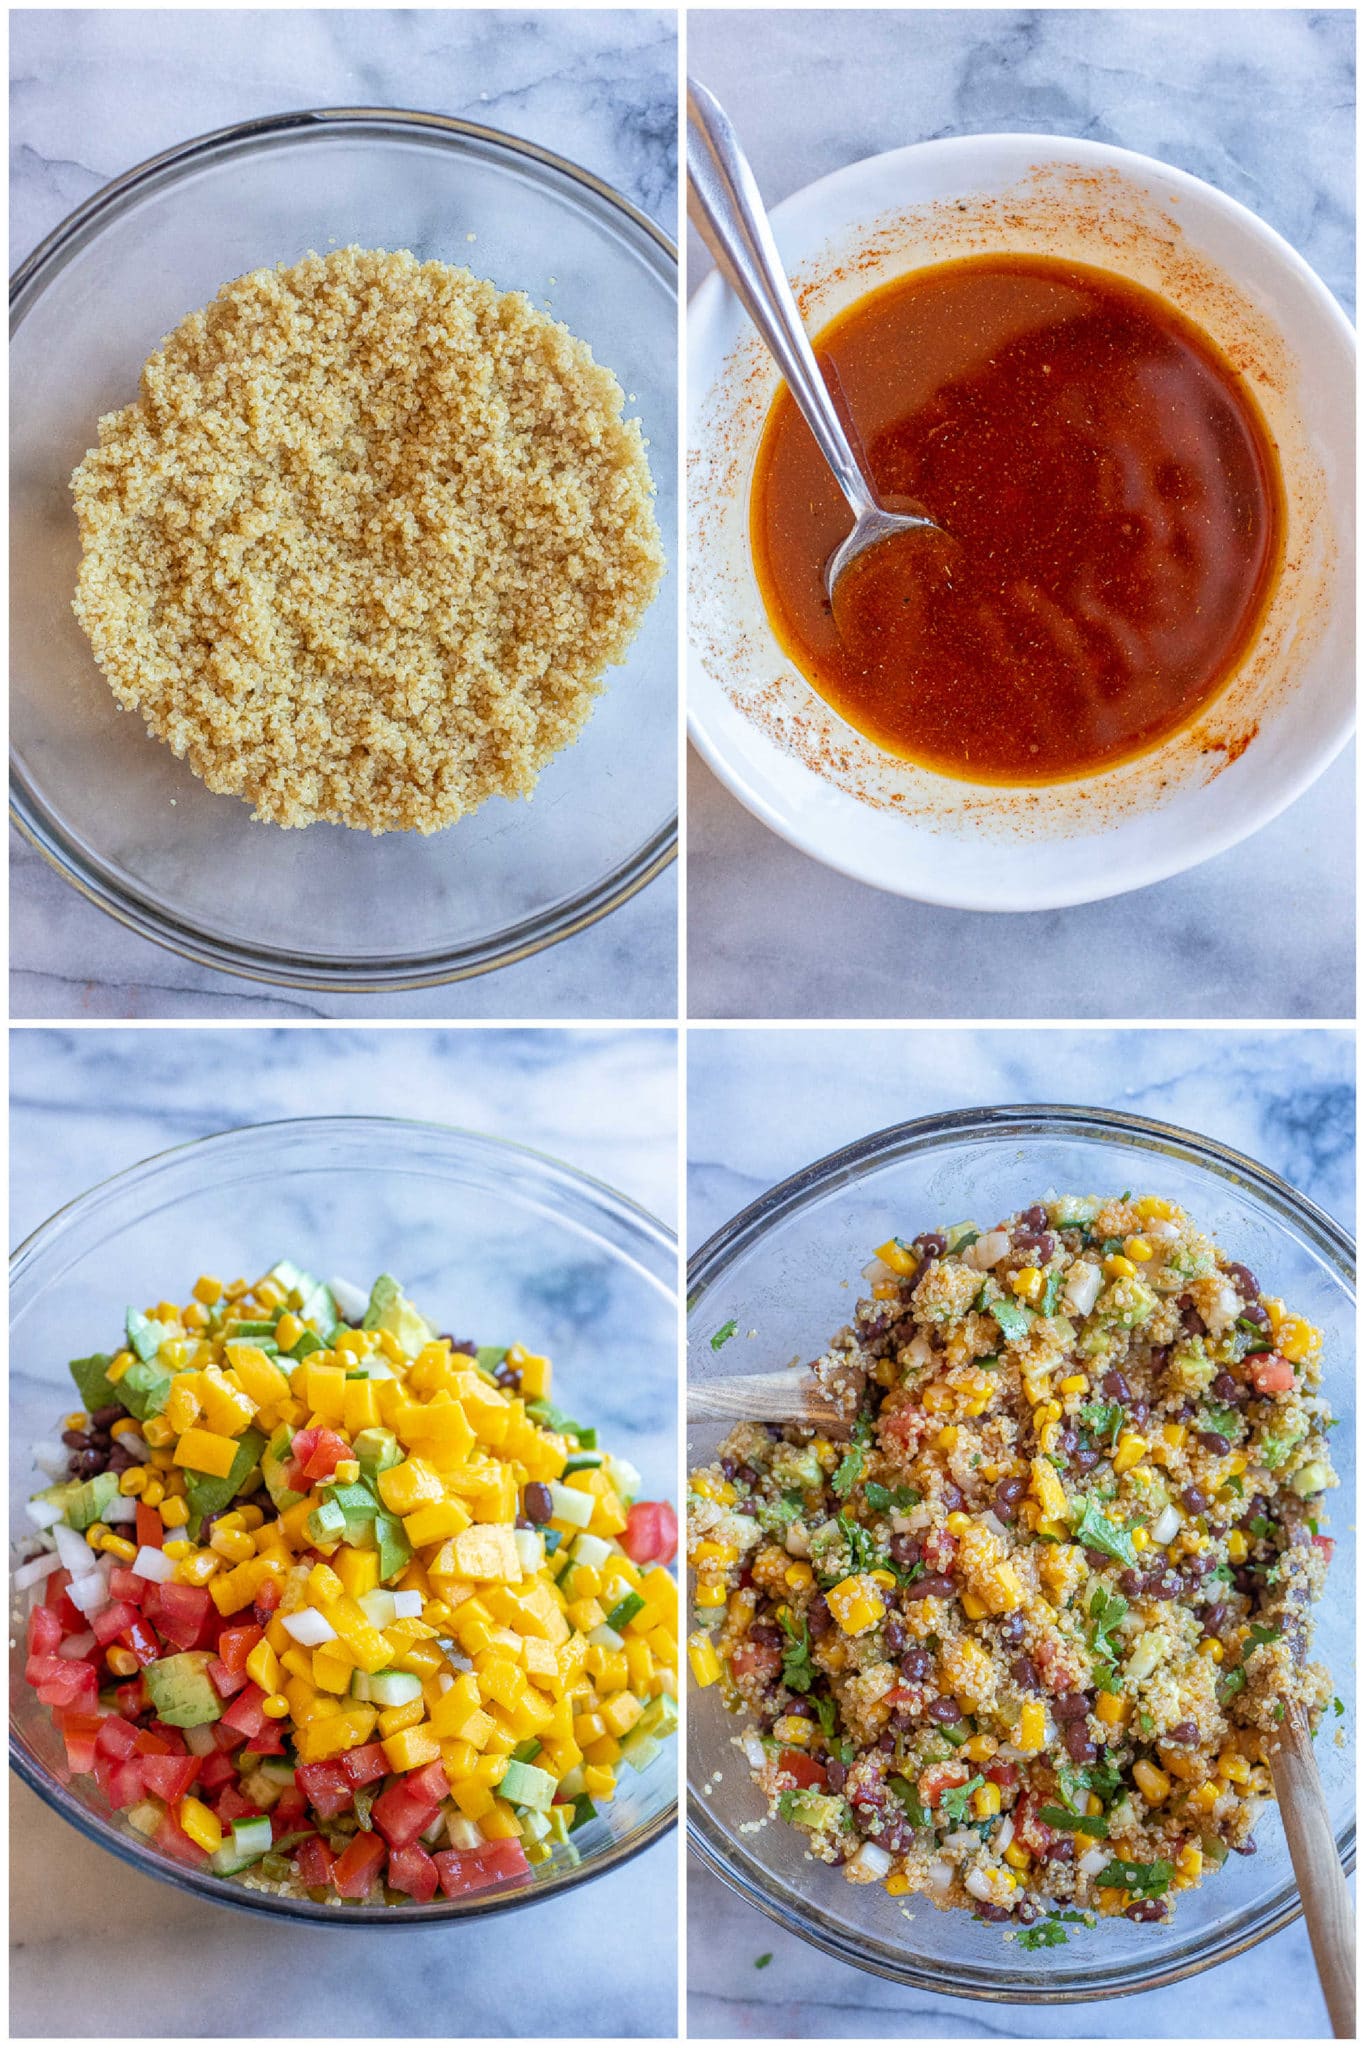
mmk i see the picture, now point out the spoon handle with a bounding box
[686,76,877,522]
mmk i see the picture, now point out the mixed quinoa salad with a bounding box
[18,1262,678,1905]
[687,1194,1339,1942]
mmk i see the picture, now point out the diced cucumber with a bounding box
[570,1533,613,1572]
[557,1764,587,1801]
[368,1669,423,1709]
[604,1454,642,1504]
[606,1592,645,1632]
[513,1528,544,1573]
[231,1815,274,1862]
[562,1452,604,1477]
[547,1482,593,1528]
[637,1694,679,1740]
[520,1808,552,1843]
[350,1670,373,1703]
[446,1815,483,1852]
[587,1622,625,1653]
[499,1758,557,1812]
[210,1843,259,1876]
[618,1728,662,1773]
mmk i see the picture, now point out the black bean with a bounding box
[1119,1569,1144,1597]
[1203,1603,1230,1637]
[1124,1899,1167,1923]
[912,1574,956,1601]
[1195,1430,1230,1455]
[1053,1692,1091,1722]
[1225,1262,1260,1300]
[998,1612,1025,1648]
[89,1429,112,1451]
[915,1232,947,1260]
[1083,1547,1109,1571]
[1063,1721,1096,1764]
[1016,1900,1040,1926]
[825,1759,847,1792]
[1211,1373,1242,1403]
[883,1615,907,1657]
[736,1463,760,1487]
[927,1696,962,1724]
[1231,1836,1258,1857]
[1011,1655,1041,1690]
[940,1481,963,1512]
[1130,1400,1150,1429]
[748,1621,783,1649]
[440,1335,477,1356]
[514,1514,534,1531]
[1181,1485,1208,1514]
[784,1698,816,1719]
[66,1453,86,1476]
[1041,1837,1075,1864]
[900,1646,930,1683]
[995,1475,1027,1510]
[889,1533,922,1568]
[75,1448,105,1477]
[107,1444,137,1474]
[1021,1206,1049,1232]
[1169,1719,1198,1744]
[61,1429,89,1450]
[876,1729,898,1754]
[1075,1447,1101,1473]
[523,1482,554,1525]
[1059,1428,1078,1458]
[1101,1370,1131,1402]
[975,1902,1011,1923]
[90,1404,126,1430]
[1241,1302,1271,1330]
[719,1457,738,1481]
[1181,1304,1207,1337]
[808,1596,833,1636]
[1145,1569,1180,1600]
[1183,1555,1214,1581]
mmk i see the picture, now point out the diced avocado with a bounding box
[125,1306,177,1363]
[144,1651,223,1727]
[362,1274,435,1360]
[636,1694,679,1741]
[1290,1459,1333,1498]
[352,1427,401,1482]
[261,1425,307,1512]
[770,1444,823,1490]
[66,1470,119,1530]
[118,1358,173,1421]
[781,1789,844,1830]
[69,1353,120,1412]
[266,1258,316,1305]
[289,1329,326,1362]
[604,1454,642,1504]
[499,1759,557,1812]
[373,1510,413,1583]
[185,1428,265,1537]
[544,1804,573,1846]
[324,1478,382,1546]
[476,1346,508,1376]
[307,1500,347,1544]
[618,1728,663,1773]
[32,1480,80,1522]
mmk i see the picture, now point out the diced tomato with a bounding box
[1250,1355,1296,1395]
[339,1741,391,1789]
[293,1835,337,1888]
[404,1759,450,1808]
[91,1600,139,1648]
[621,1500,678,1566]
[211,1721,246,1751]
[108,1566,147,1604]
[271,1790,308,1837]
[34,1659,100,1710]
[216,1783,262,1824]
[147,1581,215,1651]
[240,1724,285,1757]
[371,1780,440,1851]
[141,1753,200,1803]
[208,1657,250,1699]
[331,1830,387,1899]
[198,1749,237,1792]
[918,1760,971,1809]
[135,1502,164,1551]
[728,1641,781,1681]
[1313,1534,1336,1562]
[95,1753,147,1809]
[120,1617,161,1668]
[54,1708,103,1775]
[985,1760,1020,1789]
[154,1810,209,1866]
[777,1750,827,1789]
[1012,1791,1058,1857]
[296,1760,354,1819]
[27,1606,63,1658]
[216,1623,263,1676]
[220,1682,269,1739]
[114,1678,148,1717]
[43,1577,86,1635]
[386,1840,440,1901]
[251,1578,282,1622]
[140,1723,184,1754]
[95,1714,140,1761]
[434,1838,530,1898]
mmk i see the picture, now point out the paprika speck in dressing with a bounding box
[750,254,1283,783]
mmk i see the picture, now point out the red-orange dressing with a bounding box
[750,255,1284,783]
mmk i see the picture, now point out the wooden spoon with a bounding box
[687,1368,847,1436]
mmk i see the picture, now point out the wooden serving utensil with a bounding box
[1266,1699,1354,2037]
[687,1368,848,1436]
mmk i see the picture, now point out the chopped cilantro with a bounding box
[938,1774,986,1823]
[710,1320,737,1351]
[889,1775,930,1828]
[835,1507,880,1574]
[831,1446,864,1497]
[1086,1584,1129,1688]
[1040,1805,1107,1837]
[1138,1710,1154,1736]
[992,1295,1033,1342]
[1247,1622,1282,1648]
[1094,1855,1172,1899]
[755,1953,772,1969]
[778,1611,814,1693]
[1247,1515,1276,1539]
[1070,1496,1137,1568]
[1333,1696,1345,1716]
[1079,1400,1124,1450]
[1015,1920,1070,1950]
[1217,1665,1247,1704]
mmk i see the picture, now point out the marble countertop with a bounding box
[10,7,678,1022]
[10,1025,679,2038]
[686,1025,1354,2038]
[686,7,1355,1021]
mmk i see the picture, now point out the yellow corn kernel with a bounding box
[1123,1236,1153,1263]
[142,1415,175,1449]
[825,1575,885,1635]
[971,1781,1002,1819]
[935,1424,960,1451]
[118,1468,147,1497]
[1029,1457,1068,1523]
[84,1523,110,1549]
[156,1496,188,1530]
[694,1582,726,1610]
[1226,1451,1247,1476]
[262,1693,291,1719]
[1112,1432,1147,1476]
[962,1734,998,1762]
[784,1562,815,1592]
[1134,1196,1175,1221]
[142,1478,165,1508]
[1133,1759,1171,1805]
[868,1569,897,1592]
[1012,1265,1044,1304]
[1218,1751,1250,1784]
[920,1384,954,1414]
[108,1416,142,1442]
[1200,1639,1224,1663]
[875,1238,918,1278]
[1016,1699,1046,1753]
[687,1633,722,1688]
[162,1538,191,1560]
[1095,1690,1127,1727]
[1226,1529,1248,1564]
[1104,1253,1137,1280]
[885,1872,912,1897]
[1176,1844,1203,1888]
[945,1511,971,1538]
[99,1533,138,1563]
[1059,1373,1089,1395]
[773,1715,813,1747]
[210,1525,255,1563]
[105,1645,140,1678]
[1004,1841,1032,1870]
[1037,1420,1060,1456]
[176,1550,221,1587]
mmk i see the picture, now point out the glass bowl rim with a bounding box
[10,105,679,994]
[686,1100,1355,2001]
[11,1111,679,1926]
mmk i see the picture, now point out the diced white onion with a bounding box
[1147,1220,1180,1243]
[446,1815,483,1852]
[359,1589,397,1628]
[392,1590,423,1619]
[133,1545,175,1584]
[26,1498,65,1531]
[435,1673,455,1694]
[783,1523,811,1558]
[55,1523,95,1575]
[861,1258,895,1287]
[329,1276,370,1322]
[1150,1503,1181,1546]
[102,1495,138,1524]
[928,1858,955,1891]
[996,1815,1015,1853]
[118,1433,151,1461]
[980,1510,1009,1542]
[741,1733,766,1769]
[964,1867,999,1903]
[1080,1845,1110,1878]
[1063,1262,1103,1317]
[967,1230,1012,1271]
[14,1551,63,1591]
[31,1442,71,1482]
[513,1529,544,1573]
[587,1622,624,1652]
[184,1723,219,1756]
[848,1841,892,1880]
[58,1630,97,1660]
[67,1570,111,1616]
[944,1828,978,1856]
[280,1605,336,1646]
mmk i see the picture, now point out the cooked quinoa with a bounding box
[71,246,664,833]
[687,1194,1339,1943]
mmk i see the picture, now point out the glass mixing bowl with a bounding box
[686,1105,1354,2000]
[10,109,677,990]
[11,1116,678,1922]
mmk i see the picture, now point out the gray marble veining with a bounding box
[687,7,1355,1021]
[10,8,679,1022]
[686,1023,1354,2038]
[10,1026,679,2038]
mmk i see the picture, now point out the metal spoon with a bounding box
[687,76,949,601]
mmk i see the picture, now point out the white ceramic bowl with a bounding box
[687,135,1355,910]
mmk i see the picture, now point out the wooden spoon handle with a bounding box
[1268,1701,1355,2037]
[687,1369,847,1435]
